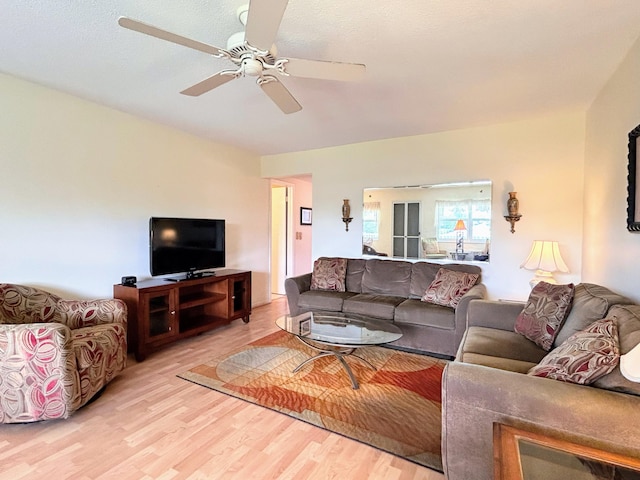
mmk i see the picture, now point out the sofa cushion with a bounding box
[514,282,575,351]
[554,283,629,348]
[409,262,441,298]
[528,317,619,385]
[310,257,347,292]
[345,258,366,293]
[410,262,481,299]
[421,268,479,308]
[298,290,356,312]
[342,293,405,320]
[459,326,548,369]
[593,305,640,396]
[394,299,455,329]
[361,259,412,297]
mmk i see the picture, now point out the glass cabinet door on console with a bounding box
[230,275,251,323]
[141,290,177,340]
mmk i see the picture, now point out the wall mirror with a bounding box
[627,124,640,232]
[363,181,492,261]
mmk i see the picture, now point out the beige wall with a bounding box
[262,110,587,301]
[584,34,640,302]
[10,36,638,306]
[1,74,271,304]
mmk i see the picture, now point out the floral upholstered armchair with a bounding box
[0,284,127,423]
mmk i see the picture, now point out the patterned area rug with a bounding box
[178,330,446,472]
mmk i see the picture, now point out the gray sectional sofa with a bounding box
[284,257,486,357]
[442,283,640,480]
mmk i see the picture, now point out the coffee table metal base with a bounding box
[292,336,377,389]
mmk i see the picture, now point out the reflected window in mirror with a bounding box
[363,181,492,262]
[436,199,491,242]
[363,202,381,243]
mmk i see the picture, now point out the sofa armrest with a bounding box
[56,299,127,329]
[442,361,640,480]
[0,323,78,422]
[452,283,487,346]
[284,273,312,316]
[457,283,487,312]
[467,299,524,331]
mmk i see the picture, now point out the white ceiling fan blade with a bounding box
[259,76,301,114]
[245,0,289,51]
[118,17,226,56]
[283,58,366,82]
[181,71,238,96]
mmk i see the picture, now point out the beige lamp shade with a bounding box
[520,240,569,287]
[621,342,640,382]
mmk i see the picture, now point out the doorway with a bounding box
[271,182,294,296]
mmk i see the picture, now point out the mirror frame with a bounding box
[627,124,640,232]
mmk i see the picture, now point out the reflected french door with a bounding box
[393,202,421,258]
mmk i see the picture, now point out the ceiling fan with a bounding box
[118,0,366,114]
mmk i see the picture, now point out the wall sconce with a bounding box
[342,199,352,231]
[520,240,569,288]
[504,191,522,233]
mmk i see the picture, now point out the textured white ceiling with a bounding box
[1,1,640,155]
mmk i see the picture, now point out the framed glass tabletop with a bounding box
[494,423,640,480]
[275,311,402,347]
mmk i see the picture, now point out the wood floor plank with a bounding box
[0,296,444,480]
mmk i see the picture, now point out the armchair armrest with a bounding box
[0,323,78,422]
[56,299,127,329]
[467,299,524,331]
[284,273,312,316]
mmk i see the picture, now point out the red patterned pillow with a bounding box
[514,282,575,351]
[528,317,620,385]
[310,257,348,292]
[421,268,479,308]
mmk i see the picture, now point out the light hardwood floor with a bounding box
[0,296,444,480]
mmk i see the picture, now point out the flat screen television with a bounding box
[150,217,225,278]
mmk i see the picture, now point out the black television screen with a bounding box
[150,217,225,277]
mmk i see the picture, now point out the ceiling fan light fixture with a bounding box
[242,58,263,77]
[226,31,277,64]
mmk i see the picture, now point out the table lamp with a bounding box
[520,240,569,288]
[454,219,467,254]
[621,342,640,382]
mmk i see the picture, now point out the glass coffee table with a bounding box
[275,311,403,389]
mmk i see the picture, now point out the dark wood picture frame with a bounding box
[300,207,312,225]
[627,124,640,232]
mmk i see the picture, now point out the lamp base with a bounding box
[529,270,557,289]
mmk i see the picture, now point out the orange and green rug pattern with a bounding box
[178,329,446,472]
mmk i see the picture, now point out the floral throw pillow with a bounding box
[514,281,575,351]
[310,257,348,292]
[421,268,479,308]
[528,317,620,385]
